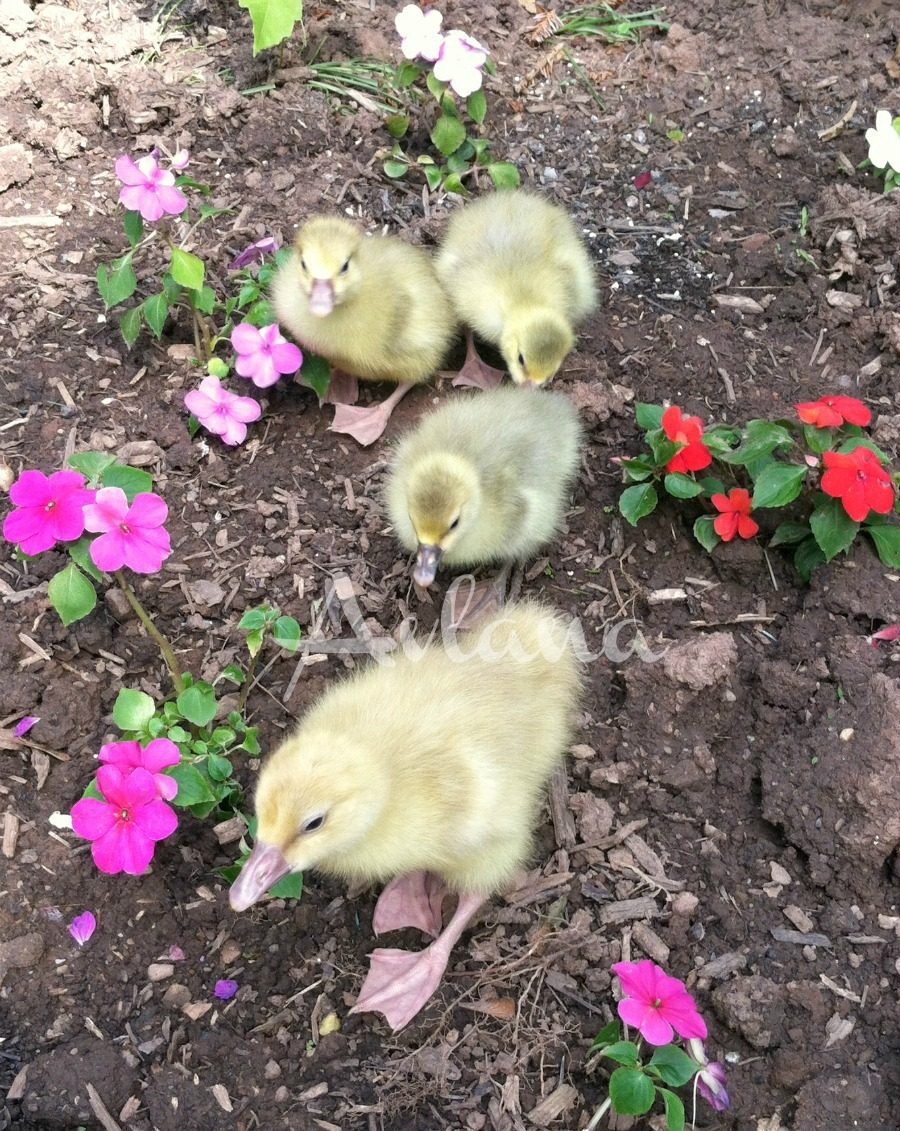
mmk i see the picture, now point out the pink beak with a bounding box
[309,278,335,317]
[229,841,291,911]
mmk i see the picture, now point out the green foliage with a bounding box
[619,483,658,525]
[170,247,205,291]
[865,522,900,567]
[810,497,859,561]
[664,473,703,499]
[101,464,153,502]
[751,463,807,508]
[609,1067,656,1116]
[238,0,302,54]
[299,353,331,401]
[634,402,664,430]
[113,689,156,731]
[47,563,96,625]
[693,515,720,553]
[646,1046,698,1088]
[97,253,137,308]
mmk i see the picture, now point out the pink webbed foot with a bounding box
[351,944,450,1031]
[330,383,413,446]
[450,330,507,391]
[442,565,513,632]
[323,369,359,406]
[373,871,447,939]
[352,892,484,1031]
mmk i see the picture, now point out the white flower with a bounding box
[395,4,444,62]
[433,29,489,98]
[865,109,900,174]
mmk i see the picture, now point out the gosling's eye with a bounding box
[517,352,526,368]
[301,813,326,833]
[339,258,350,274]
[447,516,460,531]
[300,256,308,272]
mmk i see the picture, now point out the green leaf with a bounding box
[273,616,301,652]
[795,535,822,580]
[769,520,812,548]
[803,423,834,454]
[423,164,443,192]
[446,149,472,175]
[96,253,137,308]
[385,113,409,139]
[245,628,264,658]
[241,728,260,755]
[47,563,96,626]
[646,428,680,467]
[719,419,793,466]
[100,464,153,502]
[143,293,169,339]
[161,272,182,303]
[660,1087,686,1131]
[647,1046,697,1088]
[148,717,166,738]
[269,871,303,900]
[425,71,447,100]
[170,247,205,291]
[835,436,890,462]
[810,497,859,561]
[443,172,468,195]
[635,402,665,431]
[68,451,116,484]
[431,113,467,157]
[67,535,104,583]
[167,725,190,744]
[619,483,658,526]
[168,761,216,807]
[487,162,520,189]
[865,522,900,567]
[394,61,420,88]
[466,89,487,124]
[666,128,684,143]
[590,1018,621,1050]
[123,210,143,248]
[238,0,301,54]
[219,663,244,684]
[697,476,726,497]
[664,473,703,499]
[210,726,237,747]
[621,456,655,483]
[599,1041,639,1067]
[300,352,331,401]
[192,284,216,314]
[383,158,408,179]
[113,688,156,731]
[177,685,218,727]
[239,608,269,631]
[81,777,105,801]
[207,753,233,782]
[608,1067,656,1116]
[694,514,721,553]
[751,463,807,509]
[119,305,142,348]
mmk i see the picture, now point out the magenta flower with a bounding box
[184,375,262,446]
[99,738,180,802]
[229,236,278,270]
[68,910,96,946]
[214,979,238,1001]
[433,29,489,97]
[14,716,39,738]
[71,765,178,875]
[611,960,708,1046]
[3,469,94,556]
[231,323,303,388]
[688,1040,730,1111]
[395,3,444,61]
[83,487,171,574]
[115,154,188,222]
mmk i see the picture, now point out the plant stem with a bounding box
[237,647,261,715]
[114,570,185,694]
[585,1098,612,1131]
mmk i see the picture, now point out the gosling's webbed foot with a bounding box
[442,565,513,632]
[449,329,507,391]
[351,944,448,1031]
[373,871,447,939]
[323,369,360,406]
[330,384,413,446]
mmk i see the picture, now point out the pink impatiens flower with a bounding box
[99,738,180,802]
[611,960,708,1046]
[688,1039,731,1112]
[229,236,278,271]
[395,3,445,62]
[115,154,188,222]
[433,29,489,97]
[231,323,303,388]
[83,487,172,574]
[184,375,262,446]
[71,765,178,875]
[3,469,94,556]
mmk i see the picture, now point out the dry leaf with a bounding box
[182,1001,213,1020]
[461,996,517,1021]
[824,1012,855,1048]
[210,1084,233,1113]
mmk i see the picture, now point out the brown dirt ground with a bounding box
[2,0,900,1128]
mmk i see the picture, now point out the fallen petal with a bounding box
[214,979,238,1001]
[69,911,97,946]
[14,716,39,738]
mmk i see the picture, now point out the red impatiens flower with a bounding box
[795,395,871,429]
[661,406,712,474]
[711,488,759,542]
[820,446,895,522]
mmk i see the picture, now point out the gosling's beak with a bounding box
[413,544,443,587]
[525,369,554,387]
[229,841,291,911]
[309,278,335,317]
